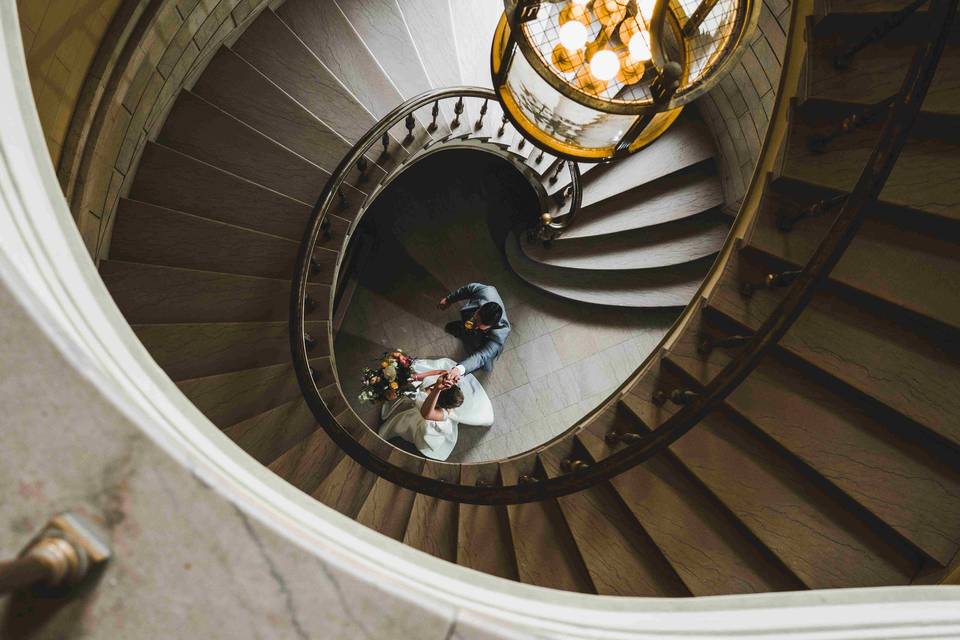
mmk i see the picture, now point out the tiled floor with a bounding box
[335,152,679,462]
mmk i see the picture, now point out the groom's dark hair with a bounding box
[478,301,503,326]
[438,386,464,409]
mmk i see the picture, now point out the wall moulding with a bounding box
[55,0,273,263]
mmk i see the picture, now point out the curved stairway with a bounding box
[97,0,960,598]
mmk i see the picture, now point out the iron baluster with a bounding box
[428,100,439,133]
[475,99,488,130]
[777,193,847,232]
[452,97,464,129]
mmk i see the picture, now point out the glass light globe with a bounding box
[571,0,589,4]
[559,20,588,51]
[629,33,651,62]
[636,0,657,20]
[589,49,620,81]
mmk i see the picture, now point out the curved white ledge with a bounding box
[1,2,959,638]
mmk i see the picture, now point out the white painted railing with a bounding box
[1,1,958,637]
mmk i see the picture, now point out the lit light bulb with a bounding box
[629,33,651,62]
[593,0,628,27]
[559,2,589,23]
[637,0,657,20]
[571,0,588,4]
[559,20,588,51]
[589,49,620,81]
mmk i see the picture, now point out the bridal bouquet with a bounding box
[358,349,416,403]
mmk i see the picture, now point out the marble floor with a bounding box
[334,151,679,462]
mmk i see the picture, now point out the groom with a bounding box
[438,282,511,382]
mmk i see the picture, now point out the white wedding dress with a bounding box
[378,357,494,461]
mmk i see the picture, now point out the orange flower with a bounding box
[389,381,399,390]
[380,360,389,369]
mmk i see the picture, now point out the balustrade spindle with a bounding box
[833,0,929,69]
[381,132,390,157]
[428,100,439,133]
[561,459,590,473]
[518,138,526,150]
[356,157,368,183]
[475,99,488,130]
[549,162,564,185]
[304,294,317,314]
[319,217,332,240]
[304,333,317,352]
[534,150,545,164]
[452,97,464,129]
[337,189,348,211]
[697,334,751,355]
[518,474,538,484]
[653,389,699,406]
[777,193,847,232]
[309,258,322,276]
[403,113,416,146]
[498,113,508,137]
[808,96,895,154]
[605,431,643,445]
[310,367,322,384]
[739,269,803,297]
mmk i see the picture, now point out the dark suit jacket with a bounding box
[446,283,511,375]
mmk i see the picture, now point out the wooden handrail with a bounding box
[289,0,955,503]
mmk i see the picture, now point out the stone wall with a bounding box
[699,0,791,212]
[50,0,272,261]
[17,0,124,164]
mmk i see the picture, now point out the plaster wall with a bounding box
[700,0,791,211]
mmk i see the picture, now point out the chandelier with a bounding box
[492,0,760,161]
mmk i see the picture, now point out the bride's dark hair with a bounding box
[437,386,464,409]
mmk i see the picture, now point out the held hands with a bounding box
[437,296,449,310]
[426,374,455,393]
[445,367,462,384]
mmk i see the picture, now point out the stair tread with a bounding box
[401,0,462,88]
[403,463,460,562]
[749,177,960,331]
[192,47,360,180]
[524,211,728,271]
[783,111,960,222]
[356,450,423,542]
[278,0,404,119]
[224,398,319,467]
[666,324,960,566]
[708,255,960,449]
[176,357,330,429]
[311,429,381,518]
[578,429,804,595]
[621,385,918,588]
[500,460,596,593]
[110,199,325,281]
[100,260,329,324]
[562,163,724,239]
[448,0,502,89]
[233,9,379,145]
[506,232,710,307]
[129,142,311,240]
[578,116,715,209]
[540,447,690,596]
[158,90,335,204]
[268,425,345,495]
[133,319,328,382]
[809,13,960,115]
[335,0,433,100]
[456,465,518,580]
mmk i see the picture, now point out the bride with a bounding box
[378,357,494,461]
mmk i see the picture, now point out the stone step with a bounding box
[99,260,329,324]
[562,162,723,239]
[505,232,711,307]
[665,320,960,566]
[540,446,690,596]
[619,373,919,589]
[748,176,960,331]
[524,210,728,271]
[706,253,960,451]
[132,319,329,382]
[224,398,321,467]
[577,429,805,595]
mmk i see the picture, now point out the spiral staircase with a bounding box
[26,0,960,607]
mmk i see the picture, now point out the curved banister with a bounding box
[290,2,954,504]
